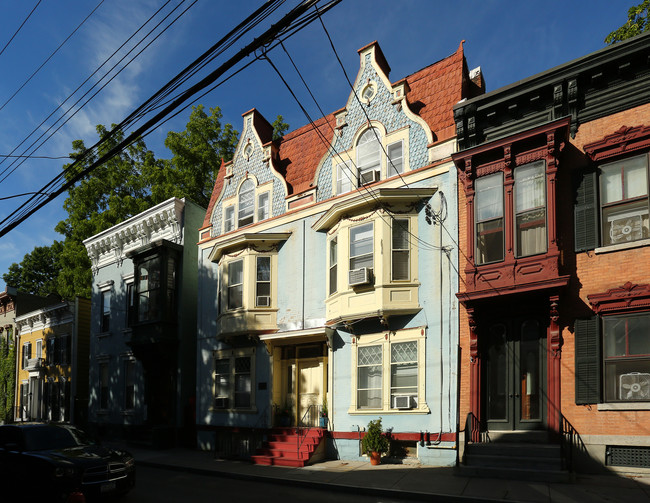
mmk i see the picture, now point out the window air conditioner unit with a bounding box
[393,395,412,409]
[359,170,380,186]
[619,372,650,401]
[214,397,229,409]
[256,296,271,307]
[608,212,645,244]
[348,267,370,286]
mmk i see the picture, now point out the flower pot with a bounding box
[319,416,327,428]
[369,451,381,466]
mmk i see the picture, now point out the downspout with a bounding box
[302,220,306,330]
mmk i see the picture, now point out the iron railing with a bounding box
[296,404,325,459]
[463,412,480,464]
[559,412,583,472]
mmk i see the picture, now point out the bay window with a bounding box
[514,161,547,257]
[475,173,504,264]
[255,256,271,307]
[329,238,337,295]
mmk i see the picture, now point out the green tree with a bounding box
[2,242,63,297]
[148,105,239,208]
[272,114,289,141]
[605,0,650,44]
[55,125,155,299]
[0,340,16,423]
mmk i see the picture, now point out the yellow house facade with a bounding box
[14,298,90,423]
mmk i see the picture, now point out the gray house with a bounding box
[84,197,204,446]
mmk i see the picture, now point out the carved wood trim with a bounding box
[588,282,650,314]
[584,124,650,162]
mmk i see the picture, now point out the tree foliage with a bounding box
[605,0,650,44]
[272,114,289,141]
[0,340,15,424]
[151,105,239,208]
[2,242,63,297]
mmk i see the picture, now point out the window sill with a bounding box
[595,238,650,254]
[348,405,430,415]
[96,331,112,338]
[598,402,650,411]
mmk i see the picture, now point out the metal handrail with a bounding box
[296,404,323,458]
[463,412,480,464]
[558,412,583,472]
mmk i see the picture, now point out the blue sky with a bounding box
[0,0,633,281]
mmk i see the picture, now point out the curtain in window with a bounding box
[358,345,382,408]
[256,256,271,305]
[475,173,504,264]
[515,162,547,257]
[227,260,244,310]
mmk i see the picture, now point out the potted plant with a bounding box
[361,418,389,465]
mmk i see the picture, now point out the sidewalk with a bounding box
[118,443,650,503]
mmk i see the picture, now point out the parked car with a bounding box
[0,423,135,501]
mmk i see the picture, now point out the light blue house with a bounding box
[84,197,204,446]
[196,41,482,465]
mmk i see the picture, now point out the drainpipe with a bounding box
[302,220,306,330]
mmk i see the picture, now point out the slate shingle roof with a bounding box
[202,41,469,230]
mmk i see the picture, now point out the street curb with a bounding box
[136,458,513,503]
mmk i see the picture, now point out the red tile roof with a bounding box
[202,41,470,230]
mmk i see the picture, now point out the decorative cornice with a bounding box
[588,282,650,314]
[584,124,650,162]
[83,197,185,272]
[15,302,73,334]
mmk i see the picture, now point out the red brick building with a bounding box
[453,33,650,474]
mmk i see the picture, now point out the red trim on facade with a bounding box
[584,124,650,162]
[330,430,456,442]
[547,295,561,433]
[588,282,650,314]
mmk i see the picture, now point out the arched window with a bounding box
[238,179,255,227]
[357,128,382,184]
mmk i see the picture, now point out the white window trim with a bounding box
[348,326,429,414]
[221,178,274,233]
[211,347,257,413]
[219,250,278,314]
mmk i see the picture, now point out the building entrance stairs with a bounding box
[251,427,325,467]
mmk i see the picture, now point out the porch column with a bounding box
[547,295,561,433]
[468,308,481,441]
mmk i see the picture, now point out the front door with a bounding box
[485,318,545,431]
[298,359,322,427]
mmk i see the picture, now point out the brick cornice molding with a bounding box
[588,282,650,314]
[584,124,650,162]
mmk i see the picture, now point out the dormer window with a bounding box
[238,179,255,227]
[357,128,381,184]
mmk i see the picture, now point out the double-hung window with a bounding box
[213,351,255,411]
[387,141,403,177]
[255,257,271,307]
[475,173,504,264]
[101,290,111,333]
[357,345,382,409]
[238,179,255,227]
[350,223,374,270]
[99,363,109,410]
[391,218,409,280]
[600,154,649,246]
[357,128,381,184]
[576,312,650,404]
[227,260,244,310]
[329,238,337,295]
[257,192,270,221]
[224,206,235,233]
[336,161,355,194]
[124,360,135,410]
[390,341,418,407]
[22,342,31,369]
[514,161,547,257]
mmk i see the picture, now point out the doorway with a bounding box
[484,317,545,431]
[298,359,322,427]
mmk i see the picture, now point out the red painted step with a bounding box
[251,428,325,467]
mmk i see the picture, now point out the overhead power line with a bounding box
[0,0,43,59]
[0,0,342,238]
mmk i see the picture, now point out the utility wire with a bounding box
[0,0,342,237]
[0,0,42,59]
[0,0,105,114]
[0,0,179,181]
[0,0,195,187]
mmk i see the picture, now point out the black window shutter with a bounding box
[575,316,601,404]
[574,170,599,251]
